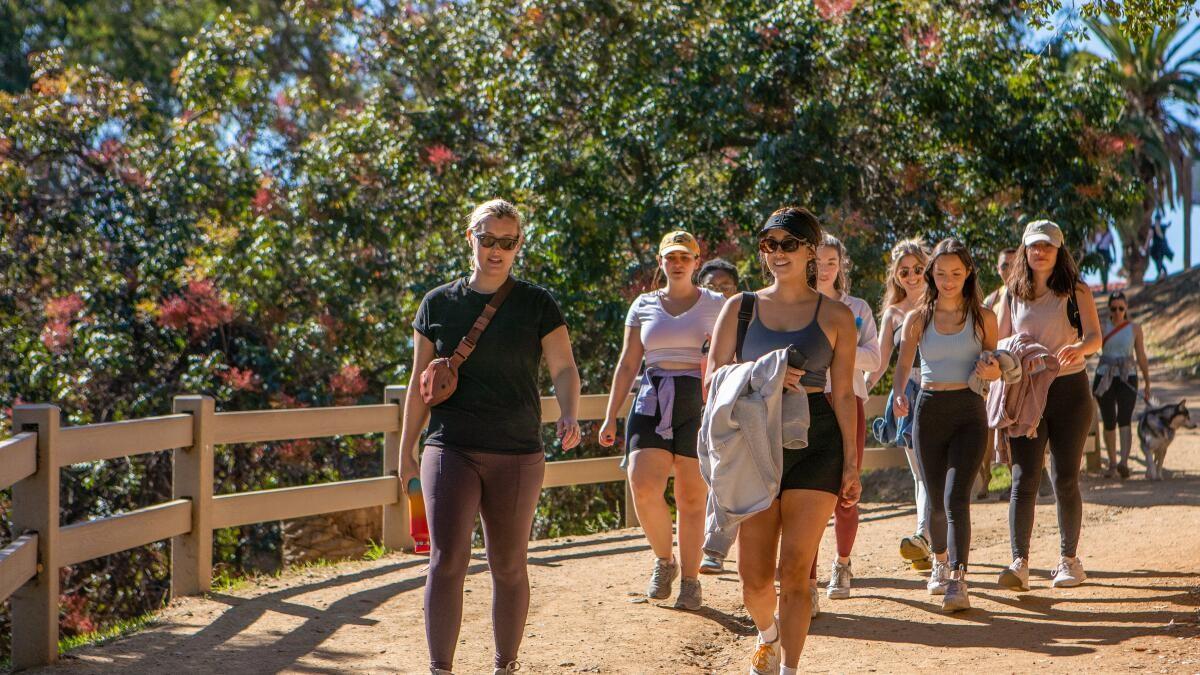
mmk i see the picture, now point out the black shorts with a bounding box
[780,393,845,495]
[625,376,703,459]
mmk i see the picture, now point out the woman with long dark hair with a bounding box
[400,199,582,675]
[706,207,861,674]
[995,220,1101,591]
[893,239,999,611]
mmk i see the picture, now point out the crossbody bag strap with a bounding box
[1102,321,1130,345]
[449,276,517,367]
[734,291,756,363]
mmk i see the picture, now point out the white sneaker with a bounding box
[493,663,520,675]
[927,560,950,595]
[941,567,970,612]
[998,557,1031,591]
[1051,556,1087,588]
[827,560,852,599]
[810,582,821,618]
[748,634,781,674]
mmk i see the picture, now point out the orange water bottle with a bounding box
[407,477,430,554]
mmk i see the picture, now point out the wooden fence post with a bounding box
[382,386,413,551]
[11,404,61,669]
[171,395,214,597]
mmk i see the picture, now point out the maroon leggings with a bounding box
[421,446,545,671]
[810,396,865,578]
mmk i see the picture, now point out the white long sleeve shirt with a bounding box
[824,293,880,400]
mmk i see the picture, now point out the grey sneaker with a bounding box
[493,662,520,675]
[998,557,1031,591]
[647,557,679,599]
[675,576,703,610]
[942,567,970,612]
[699,554,725,575]
[927,560,950,595]
[432,669,453,675]
[827,560,852,599]
[1051,556,1087,588]
[810,582,821,618]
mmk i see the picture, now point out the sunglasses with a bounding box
[898,266,925,279]
[474,232,520,251]
[758,237,804,254]
[1110,305,1127,312]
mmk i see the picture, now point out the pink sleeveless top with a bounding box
[1011,291,1083,376]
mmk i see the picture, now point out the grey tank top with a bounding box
[739,293,833,389]
[1011,291,1084,376]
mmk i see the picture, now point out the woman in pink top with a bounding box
[995,220,1101,591]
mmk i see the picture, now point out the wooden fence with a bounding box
[2,384,1032,670]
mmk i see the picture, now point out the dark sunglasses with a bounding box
[758,237,804,254]
[898,266,925,279]
[474,232,520,251]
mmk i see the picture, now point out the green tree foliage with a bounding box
[0,0,1141,653]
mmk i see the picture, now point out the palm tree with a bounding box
[1086,16,1200,284]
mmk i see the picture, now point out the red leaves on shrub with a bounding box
[221,367,261,392]
[423,144,458,175]
[41,294,85,353]
[60,592,97,636]
[330,365,368,405]
[157,279,234,338]
[814,0,856,21]
[277,438,315,464]
[45,293,85,321]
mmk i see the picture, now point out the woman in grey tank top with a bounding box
[704,207,861,674]
[995,220,1101,592]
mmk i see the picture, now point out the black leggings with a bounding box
[912,389,988,570]
[1094,374,1137,429]
[1009,371,1093,560]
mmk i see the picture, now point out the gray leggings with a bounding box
[1008,371,1093,560]
[422,446,545,671]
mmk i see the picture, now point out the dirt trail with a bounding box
[35,374,1200,674]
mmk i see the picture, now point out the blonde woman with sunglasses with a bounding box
[866,238,935,572]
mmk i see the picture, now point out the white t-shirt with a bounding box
[625,288,726,368]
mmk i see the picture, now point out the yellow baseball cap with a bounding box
[659,230,700,256]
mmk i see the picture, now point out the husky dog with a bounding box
[1136,400,1195,480]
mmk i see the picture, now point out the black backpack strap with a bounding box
[735,292,756,362]
[1066,287,1083,339]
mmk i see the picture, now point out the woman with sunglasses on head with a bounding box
[599,231,725,610]
[995,220,1101,591]
[892,239,1000,612]
[812,234,880,602]
[866,238,935,572]
[400,199,582,675]
[1092,290,1151,479]
[706,207,861,675]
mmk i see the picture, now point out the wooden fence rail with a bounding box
[0,385,930,670]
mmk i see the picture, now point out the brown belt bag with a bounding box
[419,277,516,406]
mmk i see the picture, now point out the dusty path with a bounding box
[37,375,1200,674]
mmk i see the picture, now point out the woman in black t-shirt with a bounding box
[400,199,581,675]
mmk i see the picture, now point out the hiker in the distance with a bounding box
[1092,290,1152,479]
[400,199,582,675]
[995,220,1101,592]
[1147,212,1173,282]
[598,230,725,610]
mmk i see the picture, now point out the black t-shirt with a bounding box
[413,277,567,454]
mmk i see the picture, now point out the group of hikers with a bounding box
[398,199,1154,675]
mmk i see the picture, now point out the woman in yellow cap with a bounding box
[599,230,726,611]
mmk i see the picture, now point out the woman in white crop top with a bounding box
[598,230,724,611]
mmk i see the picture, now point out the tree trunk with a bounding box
[1122,195,1155,287]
